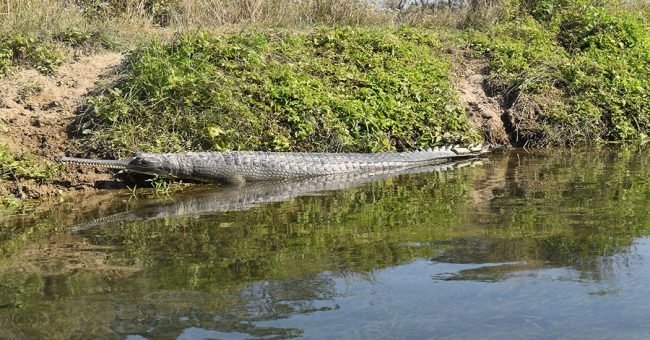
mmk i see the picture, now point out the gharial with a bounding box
[55,144,488,184]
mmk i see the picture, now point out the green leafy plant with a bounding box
[146,176,172,197]
[0,35,63,75]
[466,1,650,145]
[86,27,479,157]
[0,144,59,209]
[0,144,59,183]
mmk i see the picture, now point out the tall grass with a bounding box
[0,0,505,76]
[0,0,510,36]
[1,0,398,31]
[0,0,166,45]
[392,0,504,29]
[167,0,397,28]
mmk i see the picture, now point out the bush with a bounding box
[0,35,63,75]
[0,144,58,183]
[86,27,478,156]
[0,144,59,208]
[467,1,650,145]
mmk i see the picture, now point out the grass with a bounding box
[0,0,115,75]
[0,0,400,76]
[0,0,502,76]
[465,0,650,145]
[0,144,59,210]
[84,27,479,156]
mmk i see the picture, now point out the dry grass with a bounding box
[0,0,406,52]
[0,0,397,30]
[0,0,86,35]
[168,0,397,28]
[0,0,507,41]
[616,0,650,24]
[0,0,160,51]
[394,0,504,29]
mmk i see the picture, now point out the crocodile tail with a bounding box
[55,156,131,169]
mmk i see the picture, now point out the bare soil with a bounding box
[454,56,511,146]
[0,52,125,199]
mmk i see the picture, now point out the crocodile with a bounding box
[56,144,487,184]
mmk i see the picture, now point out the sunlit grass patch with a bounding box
[84,27,479,156]
[466,0,650,145]
[0,144,59,209]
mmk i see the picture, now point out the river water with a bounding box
[1,146,649,339]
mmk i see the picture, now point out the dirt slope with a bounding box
[454,58,511,146]
[0,53,124,198]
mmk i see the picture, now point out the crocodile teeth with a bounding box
[452,146,471,155]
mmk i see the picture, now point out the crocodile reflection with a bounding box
[73,159,486,231]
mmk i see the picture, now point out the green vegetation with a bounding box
[0,144,58,210]
[0,0,118,76]
[0,35,63,75]
[0,145,58,183]
[0,0,398,76]
[2,0,648,152]
[466,0,650,145]
[86,27,477,155]
[74,0,650,153]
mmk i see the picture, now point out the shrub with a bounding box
[0,144,58,183]
[467,1,650,145]
[0,35,63,75]
[85,27,478,156]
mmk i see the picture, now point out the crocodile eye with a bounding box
[134,154,160,167]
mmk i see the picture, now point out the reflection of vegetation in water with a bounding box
[0,168,477,338]
[440,146,650,279]
[1,147,650,337]
[104,169,474,287]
